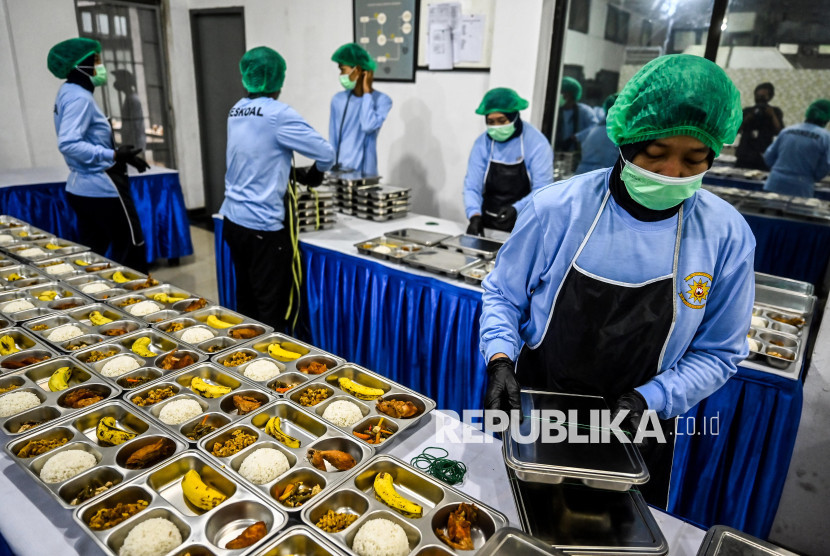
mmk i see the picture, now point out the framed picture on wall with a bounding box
[352,0,419,82]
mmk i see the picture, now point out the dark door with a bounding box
[190,8,246,216]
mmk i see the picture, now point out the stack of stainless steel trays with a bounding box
[329,172,381,215]
[696,525,798,555]
[354,236,427,264]
[23,302,144,354]
[5,400,187,508]
[72,450,289,556]
[385,228,453,247]
[0,356,119,436]
[300,454,509,554]
[353,185,411,221]
[0,327,58,373]
[297,186,338,232]
[158,306,273,356]
[743,284,816,380]
[439,234,504,260]
[403,249,482,278]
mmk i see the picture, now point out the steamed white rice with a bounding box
[47,325,83,342]
[0,234,13,245]
[322,400,364,427]
[100,355,141,377]
[158,398,202,425]
[128,301,162,317]
[243,359,280,381]
[238,448,290,484]
[0,391,41,417]
[81,282,111,294]
[40,449,97,483]
[352,518,409,556]
[45,263,75,275]
[3,300,35,313]
[18,247,45,258]
[119,517,183,556]
[180,327,214,344]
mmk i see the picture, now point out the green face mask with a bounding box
[487,122,515,142]
[339,74,356,91]
[559,95,566,107]
[620,154,706,210]
[90,63,107,86]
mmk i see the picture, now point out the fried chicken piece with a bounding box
[124,438,175,469]
[183,297,207,313]
[232,394,262,415]
[307,449,356,471]
[2,355,50,369]
[159,350,195,370]
[376,398,421,419]
[436,503,478,550]
[63,388,104,408]
[225,521,267,549]
[228,326,260,340]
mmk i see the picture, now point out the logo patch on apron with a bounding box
[678,272,712,309]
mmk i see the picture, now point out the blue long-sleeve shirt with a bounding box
[463,122,554,219]
[763,122,830,197]
[329,90,392,175]
[53,82,117,198]
[220,97,335,232]
[480,169,756,418]
[574,120,618,174]
[557,102,598,144]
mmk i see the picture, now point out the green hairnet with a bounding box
[240,47,286,94]
[475,88,529,115]
[606,54,742,155]
[561,77,583,101]
[806,99,830,124]
[47,38,101,79]
[602,94,618,114]
[331,43,377,72]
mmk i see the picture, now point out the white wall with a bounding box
[563,0,624,79]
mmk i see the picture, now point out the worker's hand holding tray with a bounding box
[502,389,649,491]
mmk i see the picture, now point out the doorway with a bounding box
[190,8,246,216]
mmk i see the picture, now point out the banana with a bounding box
[112,271,130,284]
[6,273,22,282]
[47,366,72,392]
[89,311,113,325]
[267,343,302,362]
[338,377,384,400]
[373,472,423,518]
[17,231,28,238]
[152,293,188,304]
[45,243,61,250]
[206,315,234,329]
[264,417,301,448]
[181,469,226,510]
[96,416,136,445]
[38,290,60,302]
[74,259,90,267]
[0,335,19,356]
[131,337,158,357]
[190,376,231,398]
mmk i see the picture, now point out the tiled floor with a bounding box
[150,225,218,301]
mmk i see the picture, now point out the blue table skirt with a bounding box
[0,172,193,264]
[213,215,801,539]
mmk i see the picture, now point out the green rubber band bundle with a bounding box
[411,447,467,486]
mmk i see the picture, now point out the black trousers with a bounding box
[66,192,147,273]
[223,218,293,330]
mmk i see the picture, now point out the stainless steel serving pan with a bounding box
[438,234,504,260]
[255,524,347,555]
[199,400,374,515]
[72,450,289,556]
[5,400,187,508]
[503,390,649,491]
[285,363,436,451]
[696,525,798,555]
[385,229,453,247]
[754,273,814,296]
[125,362,275,444]
[403,249,482,277]
[0,356,119,436]
[0,326,58,374]
[754,285,815,315]
[301,454,509,555]
[156,307,273,357]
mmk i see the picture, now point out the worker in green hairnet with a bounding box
[220,46,335,329]
[554,76,598,151]
[329,43,392,175]
[762,99,830,197]
[463,88,553,235]
[48,37,148,272]
[480,55,755,509]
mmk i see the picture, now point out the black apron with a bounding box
[516,190,681,508]
[481,136,531,232]
[105,162,145,247]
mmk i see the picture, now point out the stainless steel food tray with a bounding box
[0,215,34,229]
[37,251,118,276]
[754,273,814,296]
[403,249,482,277]
[0,280,88,323]
[301,454,509,555]
[0,356,120,436]
[0,224,50,246]
[460,260,496,285]
[754,285,815,315]
[0,252,18,269]
[478,527,567,556]
[439,234,504,260]
[508,470,668,555]
[7,237,90,261]
[695,525,798,555]
[157,306,274,356]
[24,302,146,354]
[354,210,409,222]
[73,450,289,556]
[503,390,649,491]
[741,297,815,379]
[64,265,150,299]
[385,229,453,247]
[355,185,411,200]
[73,328,204,390]
[5,399,187,508]
[354,236,425,263]
[106,287,210,324]
[255,524,347,556]
[285,363,436,451]
[125,362,275,444]
[0,263,52,294]
[220,332,344,394]
[332,172,381,187]
[0,326,58,373]
[353,202,411,216]
[199,400,374,515]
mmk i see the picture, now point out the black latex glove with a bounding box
[114,145,141,164]
[612,390,647,446]
[466,215,484,236]
[292,166,308,184]
[128,155,149,173]
[294,164,325,187]
[495,205,517,224]
[484,357,521,414]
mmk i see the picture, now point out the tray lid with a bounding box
[440,234,504,255]
[696,525,799,556]
[479,527,567,556]
[385,228,453,246]
[404,249,481,273]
